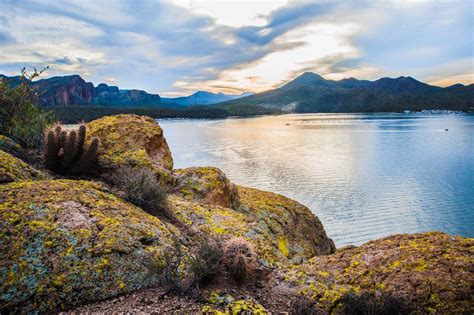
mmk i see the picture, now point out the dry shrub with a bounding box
[111,166,168,216]
[189,236,223,285]
[338,291,412,315]
[291,296,324,315]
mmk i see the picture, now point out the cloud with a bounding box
[0,0,472,96]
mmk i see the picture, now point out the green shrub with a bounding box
[0,67,56,149]
[222,237,256,284]
[111,166,169,216]
[189,236,223,285]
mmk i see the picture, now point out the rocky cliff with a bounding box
[0,75,161,107]
[0,115,472,313]
[34,75,97,106]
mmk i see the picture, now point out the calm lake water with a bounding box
[159,113,474,247]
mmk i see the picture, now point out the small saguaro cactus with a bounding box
[222,237,256,283]
[44,124,100,175]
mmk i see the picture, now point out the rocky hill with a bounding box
[0,115,472,313]
[221,72,474,112]
[0,74,161,107]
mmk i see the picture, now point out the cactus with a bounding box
[43,124,100,175]
[76,124,86,157]
[222,237,256,283]
[70,138,99,175]
[44,130,59,171]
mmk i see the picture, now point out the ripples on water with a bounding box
[159,113,474,247]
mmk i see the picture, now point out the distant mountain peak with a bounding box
[282,72,331,90]
[297,72,325,81]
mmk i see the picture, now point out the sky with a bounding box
[0,0,472,97]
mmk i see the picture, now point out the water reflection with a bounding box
[159,114,474,246]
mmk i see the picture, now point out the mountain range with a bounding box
[1,72,473,112]
[221,72,474,112]
[162,91,252,106]
[0,74,252,107]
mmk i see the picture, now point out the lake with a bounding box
[159,113,474,247]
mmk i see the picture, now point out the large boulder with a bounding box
[273,232,474,314]
[237,186,335,264]
[172,167,239,209]
[169,182,335,267]
[0,179,179,312]
[87,115,173,178]
[0,150,46,184]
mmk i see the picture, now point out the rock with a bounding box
[172,167,239,209]
[169,183,334,266]
[0,179,179,312]
[201,299,267,314]
[86,115,173,178]
[0,150,47,183]
[237,186,335,263]
[0,135,30,162]
[273,232,474,314]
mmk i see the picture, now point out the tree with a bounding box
[0,67,56,149]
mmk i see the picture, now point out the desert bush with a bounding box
[0,67,56,149]
[111,166,169,216]
[189,236,223,285]
[338,291,412,315]
[291,296,324,315]
[43,124,99,175]
[222,237,256,283]
[147,235,187,291]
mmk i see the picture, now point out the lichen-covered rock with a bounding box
[273,232,474,314]
[201,290,268,315]
[169,185,334,267]
[0,179,179,312]
[172,167,239,209]
[201,300,268,314]
[237,186,335,263]
[87,114,173,178]
[0,135,26,160]
[0,150,47,183]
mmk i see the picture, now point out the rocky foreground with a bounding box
[0,115,472,314]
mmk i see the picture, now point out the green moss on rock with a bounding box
[172,167,239,209]
[0,179,179,312]
[87,115,173,178]
[273,232,474,314]
[0,150,47,184]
